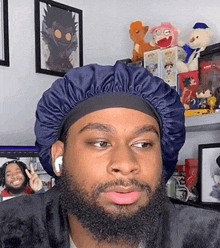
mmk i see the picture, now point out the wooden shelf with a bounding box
[185,112,220,132]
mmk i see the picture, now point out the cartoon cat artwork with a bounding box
[42,5,78,73]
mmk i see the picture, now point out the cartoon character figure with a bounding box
[176,23,213,73]
[129,21,158,62]
[207,96,217,113]
[196,83,213,109]
[181,77,197,109]
[163,61,175,84]
[145,63,158,74]
[149,23,179,49]
[164,61,173,75]
[42,4,78,73]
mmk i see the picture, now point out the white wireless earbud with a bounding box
[55,156,63,173]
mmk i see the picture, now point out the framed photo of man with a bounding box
[35,0,83,77]
[0,0,9,66]
[198,143,220,208]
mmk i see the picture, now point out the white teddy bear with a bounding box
[176,23,213,73]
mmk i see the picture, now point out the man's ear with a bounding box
[51,141,64,177]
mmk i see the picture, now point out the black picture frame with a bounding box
[35,0,83,77]
[198,143,220,209]
[0,0,9,66]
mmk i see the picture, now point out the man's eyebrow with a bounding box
[79,123,116,134]
[6,168,21,173]
[133,125,160,137]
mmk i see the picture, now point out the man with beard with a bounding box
[0,61,220,247]
[0,160,44,201]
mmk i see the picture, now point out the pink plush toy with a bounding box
[150,23,180,49]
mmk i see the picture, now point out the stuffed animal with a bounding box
[149,23,180,49]
[176,23,213,73]
[129,21,158,62]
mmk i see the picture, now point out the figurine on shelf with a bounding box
[163,61,175,85]
[196,83,213,109]
[145,63,158,74]
[207,96,217,113]
[149,22,180,49]
[129,21,158,62]
[180,77,197,110]
[176,22,213,73]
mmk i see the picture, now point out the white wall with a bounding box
[178,130,220,164]
[1,0,220,147]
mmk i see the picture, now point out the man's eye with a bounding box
[93,141,110,148]
[132,142,152,148]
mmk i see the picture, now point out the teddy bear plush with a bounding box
[176,23,213,73]
[129,21,158,62]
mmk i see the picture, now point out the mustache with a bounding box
[94,178,152,194]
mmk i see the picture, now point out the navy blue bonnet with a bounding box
[35,61,185,181]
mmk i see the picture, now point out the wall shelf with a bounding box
[185,112,220,132]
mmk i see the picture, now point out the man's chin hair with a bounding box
[5,181,27,195]
[56,168,167,246]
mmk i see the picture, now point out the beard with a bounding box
[56,166,167,247]
[5,180,27,195]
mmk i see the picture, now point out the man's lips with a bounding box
[106,192,141,205]
[11,180,22,187]
[105,186,141,205]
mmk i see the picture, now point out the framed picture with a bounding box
[35,0,83,77]
[198,143,220,207]
[0,0,9,66]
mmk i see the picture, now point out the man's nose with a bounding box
[10,174,16,180]
[107,145,140,176]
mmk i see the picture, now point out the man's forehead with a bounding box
[58,93,162,142]
[6,163,20,171]
[77,122,160,138]
[68,108,160,136]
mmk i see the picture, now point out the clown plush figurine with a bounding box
[176,23,213,73]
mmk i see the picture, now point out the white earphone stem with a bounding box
[55,156,63,173]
